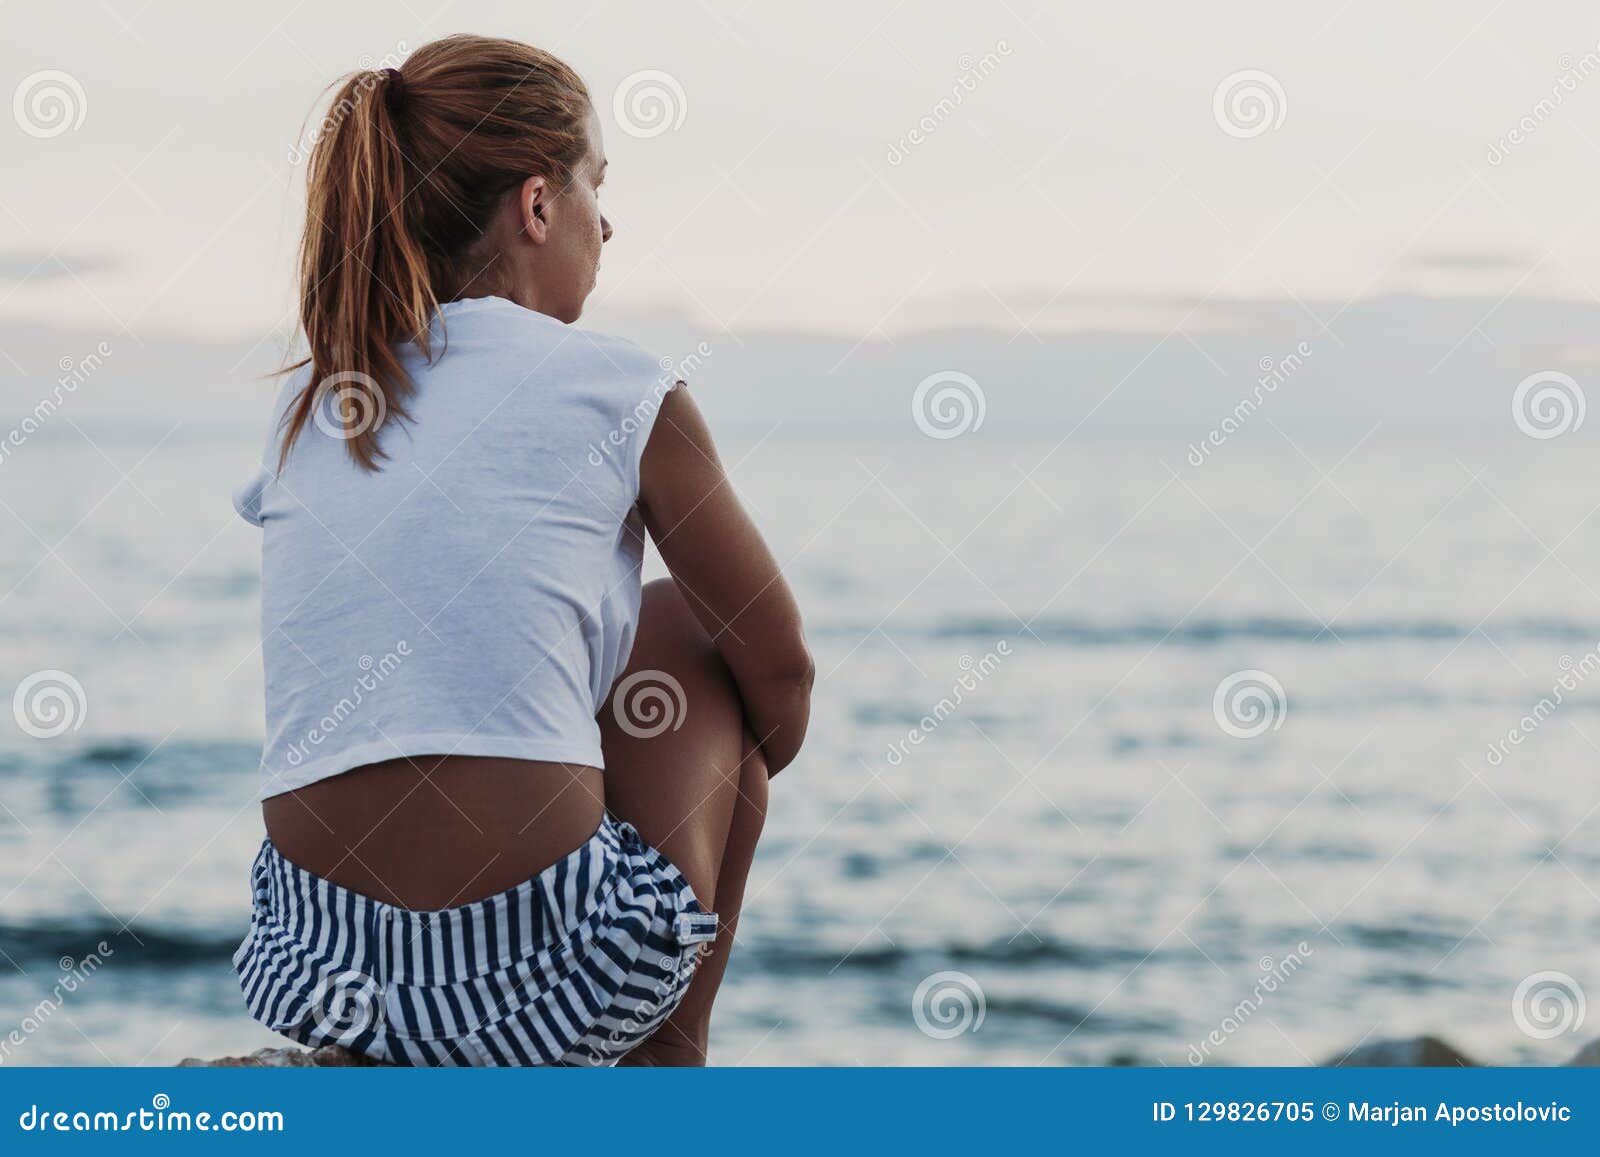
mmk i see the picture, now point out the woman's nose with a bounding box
[600,214,613,243]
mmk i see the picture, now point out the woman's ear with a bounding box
[517,175,550,244]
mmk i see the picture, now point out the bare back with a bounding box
[263,756,604,910]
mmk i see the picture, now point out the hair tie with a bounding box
[382,68,406,111]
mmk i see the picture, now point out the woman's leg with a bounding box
[599,577,769,1065]
[634,736,766,1062]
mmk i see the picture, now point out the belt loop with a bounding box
[373,900,393,984]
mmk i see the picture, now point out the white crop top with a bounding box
[234,296,675,800]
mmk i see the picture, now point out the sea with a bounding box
[3,424,1599,1066]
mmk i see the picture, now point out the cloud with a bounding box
[0,250,120,283]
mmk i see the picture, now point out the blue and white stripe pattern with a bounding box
[233,815,718,1066]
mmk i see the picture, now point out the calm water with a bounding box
[3,427,1599,1065]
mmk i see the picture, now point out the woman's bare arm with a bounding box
[638,386,813,775]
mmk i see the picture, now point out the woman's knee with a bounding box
[734,730,769,844]
[636,577,711,655]
[629,578,727,689]
[604,578,749,903]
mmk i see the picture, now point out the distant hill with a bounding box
[3,292,1598,441]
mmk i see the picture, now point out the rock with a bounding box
[1565,1038,1600,1066]
[1324,1035,1478,1067]
[177,1045,382,1067]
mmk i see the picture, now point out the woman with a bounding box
[230,34,812,1067]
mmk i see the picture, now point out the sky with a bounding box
[7,0,1600,349]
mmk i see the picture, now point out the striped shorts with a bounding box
[232,815,718,1066]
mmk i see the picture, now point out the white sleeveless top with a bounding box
[234,296,673,800]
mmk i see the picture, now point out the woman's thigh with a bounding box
[598,578,746,906]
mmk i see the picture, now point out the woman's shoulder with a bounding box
[438,296,660,376]
[563,324,663,380]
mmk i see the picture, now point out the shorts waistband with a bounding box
[250,815,636,985]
